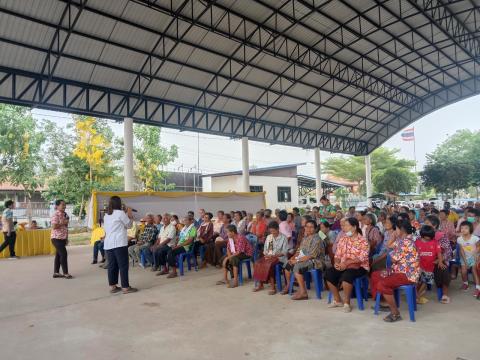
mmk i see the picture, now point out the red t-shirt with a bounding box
[415,239,441,272]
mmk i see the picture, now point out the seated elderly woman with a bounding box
[319,220,336,268]
[375,218,420,322]
[325,217,369,312]
[216,224,253,288]
[252,221,288,295]
[280,219,325,300]
[195,212,214,268]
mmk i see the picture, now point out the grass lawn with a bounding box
[68,231,91,246]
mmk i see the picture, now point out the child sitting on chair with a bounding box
[415,225,443,304]
[457,221,480,298]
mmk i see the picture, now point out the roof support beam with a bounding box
[0,34,381,138]
[48,1,395,124]
[34,0,88,102]
[132,0,417,108]
[0,65,370,154]
[411,0,480,60]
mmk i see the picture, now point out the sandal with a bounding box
[110,286,121,294]
[64,274,74,279]
[280,287,289,295]
[268,290,277,295]
[227,283,238,289]
[122,287,138,294]
[440,295,450,304]
[383,313,402,322]
[291,293,308,300]
[53,273,64,278]
[252,286,264,292]
[328,301,343,308]
[216,280,226,286]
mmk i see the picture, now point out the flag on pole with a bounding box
[401,127,415,141]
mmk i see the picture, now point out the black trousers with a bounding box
[51,238,68,274]
[167,247,186,267]
[106,246,130,288]
[0,232,16,257]
[154,244,171,267]
[325,267,367,286]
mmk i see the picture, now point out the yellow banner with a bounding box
[0,229,54,258]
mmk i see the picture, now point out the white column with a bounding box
[314,147,322,203]
[365,154,373,207]
[241,137,250,192]
[124,117,134,191]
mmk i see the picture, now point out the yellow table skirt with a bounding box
[0,229,55,258]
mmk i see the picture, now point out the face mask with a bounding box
[346,231,353,237]
[467,217,476,223]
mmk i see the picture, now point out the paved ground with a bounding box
[0,246,478,360]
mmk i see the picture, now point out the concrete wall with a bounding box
[205,175,298,210]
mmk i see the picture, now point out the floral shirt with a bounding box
[391,235,420,283]
[435,230,452,263]
[227,234,253,257]
[334,234,370,271]
[51,210,68,240]
[439,220,456,242]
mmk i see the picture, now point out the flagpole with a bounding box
[413,127,417,173]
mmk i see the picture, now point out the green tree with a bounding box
[0,105,46,204]
[42,116,123,216]
[334,187,350,208]
[421,129,480,198]
[323,147,416,194]
[39,119,74,180]
[373,167,416,195]
[421,161,473,198]
[133,124,178,191]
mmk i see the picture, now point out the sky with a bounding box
[31,94,480,177]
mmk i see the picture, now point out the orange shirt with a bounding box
[250,219,268,242]
[334,234,370,271]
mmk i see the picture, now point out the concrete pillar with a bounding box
[124,117,134,191]
[241,137,250,192]
[365,154,372,207]
[314,147,322,203]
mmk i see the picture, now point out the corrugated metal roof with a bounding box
[0,0,478,155]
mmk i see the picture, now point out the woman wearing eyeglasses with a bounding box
[280,219,325,300]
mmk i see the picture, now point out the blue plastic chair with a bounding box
[274,263,286,292]
[327,275,369,310]
[178,248,198,276]
[375,254,417,321]
[140,251,146,267]
[374,284,417,322]
[288,268,323,299]
[237,258,253,285]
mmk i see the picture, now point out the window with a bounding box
[277,186,291,202]
[249,185,263,192]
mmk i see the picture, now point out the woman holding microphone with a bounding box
[103,196,138,294]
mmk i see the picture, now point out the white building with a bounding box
[202,164,349,210]
[202,164,301,210]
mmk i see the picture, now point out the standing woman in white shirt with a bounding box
[103,196,138,294]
